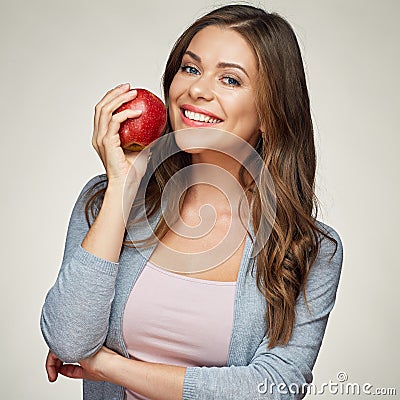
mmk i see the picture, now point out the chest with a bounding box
[109,220,267,368]
[148,211,247,282]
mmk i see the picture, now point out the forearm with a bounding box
[40,246,119,362]
[101,355,185,400]
[81,181,138,262]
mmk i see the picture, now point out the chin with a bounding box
[174,127,237,154]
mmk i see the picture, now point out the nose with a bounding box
[188,74,214,101]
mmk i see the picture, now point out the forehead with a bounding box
[186,25,257,75]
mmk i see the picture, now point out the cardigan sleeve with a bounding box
[182,226,344,400]
[40,174,119,363]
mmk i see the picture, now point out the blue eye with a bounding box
[222,76,240,87]
[181,65,200,75]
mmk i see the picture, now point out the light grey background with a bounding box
[1,0,398,398]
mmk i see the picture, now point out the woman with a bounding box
[41,4,343,400]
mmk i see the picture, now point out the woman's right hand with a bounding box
[92,83,151,187]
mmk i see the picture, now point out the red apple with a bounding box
[114,88,167,151]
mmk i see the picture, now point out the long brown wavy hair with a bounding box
[84,4,338,349]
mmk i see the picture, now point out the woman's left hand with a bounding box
[46,346,187,399]
[45,347,118,382]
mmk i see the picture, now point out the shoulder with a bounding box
[80,174,108,198]
[306,220,344,290]
[75,174,108,204]
[70,174,108,216]
[314,220,344,263]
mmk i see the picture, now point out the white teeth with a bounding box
[184,109,221,123]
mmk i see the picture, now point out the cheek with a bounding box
[169,74,186,103]
[239,95,259,125]
[227,93,260,142]
[168,76,182,128]
[169,77,178,103]
[225,94,257,124]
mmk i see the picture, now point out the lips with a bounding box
[180,104,223,126]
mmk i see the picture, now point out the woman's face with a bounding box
[169,26,262,148]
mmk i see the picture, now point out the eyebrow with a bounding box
[184,50,249,78]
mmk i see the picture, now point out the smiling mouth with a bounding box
[182,108,223,124]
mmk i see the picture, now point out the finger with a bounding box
[95,88,136,133]
[46,351,62,382]
[96,89,138,143]
[105,109,143,139]
[95,91,138,155]
[59,364,85,380]
[99,108,142,157]
[110,108,143,124]
[94,83,132,147]
[94,83,131,132]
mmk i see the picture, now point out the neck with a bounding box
[182,151,253,216]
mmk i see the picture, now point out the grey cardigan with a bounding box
[40,174,343,400]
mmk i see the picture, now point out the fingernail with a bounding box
[117,83,130,88]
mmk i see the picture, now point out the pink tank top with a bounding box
[122,260,237,400]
